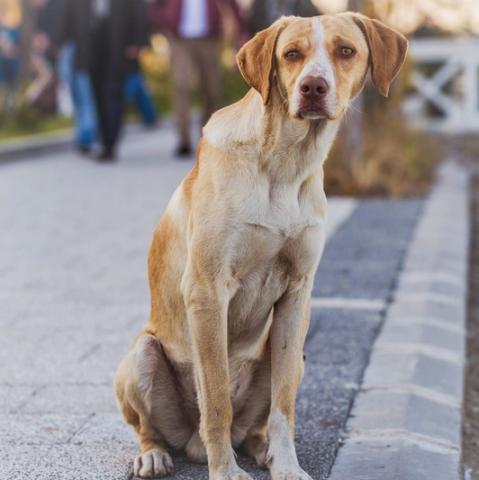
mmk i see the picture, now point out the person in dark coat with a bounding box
[57,0,147,160]
[248,0,318,33]
[124,0,157,127]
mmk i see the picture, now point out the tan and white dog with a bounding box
[115,13,407,480]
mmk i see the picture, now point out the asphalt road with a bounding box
[0,127,423,480]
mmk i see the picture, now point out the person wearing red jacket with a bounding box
[149,0,246,157]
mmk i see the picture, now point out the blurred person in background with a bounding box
[58,0,148,161]
[89,0,149,160]
[150,0,247,157]
[0,0,21,114]
[248,0,318,33]
[55,0,97,154]
[124,0,157,128]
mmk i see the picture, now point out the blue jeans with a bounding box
[72,71,98,148]
[60,45,98,148]
[125,71,157,126]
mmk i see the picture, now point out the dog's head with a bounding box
[237,13,408,121]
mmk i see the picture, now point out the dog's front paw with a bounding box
[270,467,313,480]
[212,464,254,480]
[133,448,174,478]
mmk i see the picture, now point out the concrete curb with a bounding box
[328,161,470,480]
[0,130,73,162]
[0,122,160,163]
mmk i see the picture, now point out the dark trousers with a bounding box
[89,20,125,154]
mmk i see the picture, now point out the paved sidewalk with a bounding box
[0,128,432,480]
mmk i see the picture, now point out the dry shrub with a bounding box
[324,61,441,197]
[324,111,440,197]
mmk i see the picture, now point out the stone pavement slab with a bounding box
[0,413,90,445]
[19,385,117,414]
[0,127,424,479]
[329,440,459,480]
[0,443,137,480]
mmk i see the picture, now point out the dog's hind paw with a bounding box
[185,431,208,464]
[242,433,269,468]
[133,449,174,478]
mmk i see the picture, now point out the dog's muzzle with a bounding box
[297,75,331,119]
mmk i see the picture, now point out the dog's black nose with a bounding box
[299,76,329,98]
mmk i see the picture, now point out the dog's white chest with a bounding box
[243,183,324,241]
[228,186,325,323]
[227,204,325,360]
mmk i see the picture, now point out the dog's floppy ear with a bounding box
[236,20,285,105]
[352,14,408,97]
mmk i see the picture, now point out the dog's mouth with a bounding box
[297,109,327,120]
[296,102,333,121]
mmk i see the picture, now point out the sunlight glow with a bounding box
[313,0,479,34]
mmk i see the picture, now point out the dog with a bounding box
[115,12,407,480]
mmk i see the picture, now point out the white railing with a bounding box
[405,38,479,133]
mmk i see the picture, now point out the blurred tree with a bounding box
[344,0,364,167]
[347,0,363,12]
[248,0,318,33]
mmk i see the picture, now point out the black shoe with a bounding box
[96,149,116,162]
[175,143,192,158]
[77,144,92,155]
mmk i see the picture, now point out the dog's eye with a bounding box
[285,50,300,60]
[340,47,355,57]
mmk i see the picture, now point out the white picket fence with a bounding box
[405,38,479,133]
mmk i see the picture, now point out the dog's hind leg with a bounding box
[185,429,208,464]
[115,334,193,478]
[233,353,271,468]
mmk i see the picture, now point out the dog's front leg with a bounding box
[184,277,253,480]
[268,278,314,480]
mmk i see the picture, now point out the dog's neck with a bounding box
[203,88,340,185]
[259,89,340,183]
